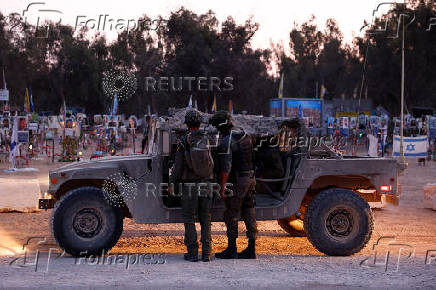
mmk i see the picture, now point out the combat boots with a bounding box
[237,238,256,259]
[215,238,237,259]
[201,253,211,262]
[184,252,199,262]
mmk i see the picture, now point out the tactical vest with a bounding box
[232,132,254,175]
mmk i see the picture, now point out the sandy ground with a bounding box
[0,147,436,288]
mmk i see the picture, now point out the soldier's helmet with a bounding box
[209,110,232,130]
[184,110,202,128]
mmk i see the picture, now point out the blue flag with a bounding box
[112,93,118,117]
[29,87,34,112]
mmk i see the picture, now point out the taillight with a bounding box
[380,185,392,192]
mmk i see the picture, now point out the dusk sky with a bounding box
[1,0,401,49]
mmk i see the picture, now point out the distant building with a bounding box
[324,98,373,119]
[270,97,378,134]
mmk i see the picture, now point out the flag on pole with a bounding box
[211,95,217,113]
[60,98,67,132]
[24,88,30,113]
[2,68,6,89]
[9,116,19,166]
[393,135,428,157]
[112,93,118,117]
[320,84,327,99]
[229,99,233,115]
[29,87,34,112]
[278,73,284,99]
[60,99,66,116]
[147,104,151,116]
[188,95,193,108]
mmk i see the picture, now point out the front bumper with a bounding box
[38,197,56,209]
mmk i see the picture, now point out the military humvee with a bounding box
[39,113,403,257]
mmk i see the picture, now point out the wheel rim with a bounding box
[73,208,103,238]
[325,207,354,239]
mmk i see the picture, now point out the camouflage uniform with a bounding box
[170,114,213,259]
[218,131,258,240]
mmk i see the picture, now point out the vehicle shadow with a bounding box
[121,229,291,237]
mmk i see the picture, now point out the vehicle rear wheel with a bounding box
[277,215,306,237]
[304,188,373,256]
[51,186,123,257]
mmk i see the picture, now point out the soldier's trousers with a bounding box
[181,183,212,255]
[224,176,258,240]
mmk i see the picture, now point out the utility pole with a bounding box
[399,13,405,164]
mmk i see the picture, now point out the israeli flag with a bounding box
[393,135,428,157]
[188,95,193,108]
[29,87,34,112]
[112,93,118,117]
[9,116,19,166]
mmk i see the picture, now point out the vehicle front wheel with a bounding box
[51,186,123,257]
[304,188,373,256]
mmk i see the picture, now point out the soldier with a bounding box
[141,115,151,154]
[169,110,214,262]
[210,111,258,259]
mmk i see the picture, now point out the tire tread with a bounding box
[304,188,374,256]
[50,186,123,256]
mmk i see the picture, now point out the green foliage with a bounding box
[277,2,436,114]
[1,3,435,116]
[359,1,436,114]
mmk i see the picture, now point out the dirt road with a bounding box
[0,159,436,289]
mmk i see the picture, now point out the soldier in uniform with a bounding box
[169,110,213,262]
[210,111,258,259]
